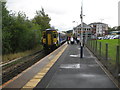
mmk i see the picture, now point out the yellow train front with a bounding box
[42,29,66,50]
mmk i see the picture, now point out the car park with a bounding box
[97,35,120,40]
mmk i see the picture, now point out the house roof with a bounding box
[89,22,108,25]
[75,22,92,28]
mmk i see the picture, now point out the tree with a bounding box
[33,8,51,31]
[51,26,55,29]
[2,3,51,55]
[2,2,13,54]
[117,26,120,30]
[2,3,35,54]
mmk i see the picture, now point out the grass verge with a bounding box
[98,39,119,58]
[2,45,43,64]
[96,39,119,64]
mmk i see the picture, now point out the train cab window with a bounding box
[53,34,57,38]
[53,32,57,38]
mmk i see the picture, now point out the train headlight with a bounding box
[54,42,56,44]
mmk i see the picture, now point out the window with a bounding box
[53,33,57,38]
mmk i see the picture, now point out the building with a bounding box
[73,23,92,37]
[89,22,108,36]
[73,23,92,43]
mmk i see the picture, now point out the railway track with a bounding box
[1,49,52,84]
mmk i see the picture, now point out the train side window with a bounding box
[42,32,46,38]
[43,34,46,38]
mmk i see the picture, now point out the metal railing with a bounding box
[86,39,120,85]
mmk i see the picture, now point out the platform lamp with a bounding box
[80,0,84,58]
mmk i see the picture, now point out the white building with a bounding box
[73,23,92,43]
[73,23,92,37]
[89,22,108,36]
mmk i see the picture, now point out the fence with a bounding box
[86,39,120,85]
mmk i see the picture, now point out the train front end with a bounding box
[42,29,58,50]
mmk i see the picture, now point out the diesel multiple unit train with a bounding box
[42,29,66,50]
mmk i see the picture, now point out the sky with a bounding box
[118,1,120,26]
[6,0,120,31]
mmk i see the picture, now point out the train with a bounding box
[42,29,66,50]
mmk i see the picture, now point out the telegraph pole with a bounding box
[80,0,84,58]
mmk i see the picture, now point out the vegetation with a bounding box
[2,2,51,62]
[32,8,51,31]
[3,45,43,63]
[90,39,119,65]
[108,26,120,34]
[97,39,119,63]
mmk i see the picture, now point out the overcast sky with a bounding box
[6,0,120,31]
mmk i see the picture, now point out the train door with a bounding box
[47,33,52,46]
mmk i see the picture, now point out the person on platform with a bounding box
[67,36,70,44]
[70,36,74,44]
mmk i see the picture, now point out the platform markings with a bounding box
[22,44,68,89]
[60,64,80,69]
[1,50,52,88]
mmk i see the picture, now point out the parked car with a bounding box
[97,37,103,40]
[106,35,113,39]
[109,35,116,39]
[112,35,120,39]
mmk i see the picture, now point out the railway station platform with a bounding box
[2,43,119,89]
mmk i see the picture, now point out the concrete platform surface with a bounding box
[35,44,118,89]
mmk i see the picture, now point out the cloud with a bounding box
[6,0,120,31]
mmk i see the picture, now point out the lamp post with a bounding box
[80,0,84,58]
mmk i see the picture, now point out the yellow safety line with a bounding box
[22,44,68,89]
